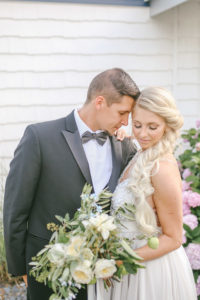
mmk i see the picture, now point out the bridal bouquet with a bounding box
[29,184,144,300]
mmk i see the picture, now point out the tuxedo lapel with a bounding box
[107,137,122,192]
[61,111,93,186]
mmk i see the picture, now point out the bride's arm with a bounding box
[134,160,183,262]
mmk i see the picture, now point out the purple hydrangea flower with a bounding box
[185,243,200,270]
[187,191,200,208]
[182,191,192,215]
[196,120,200,129]
[183,214,198,230]
[182,168,192,180]
[196,142,200,151]
[192,133,198,139]
[182,181,191,192]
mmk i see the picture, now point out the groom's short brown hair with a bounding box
[85,68,140,106]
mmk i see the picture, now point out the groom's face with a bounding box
[96,95,134,135]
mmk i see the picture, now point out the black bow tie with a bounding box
[81,131,108,146]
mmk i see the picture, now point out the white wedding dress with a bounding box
[88,172,197,300]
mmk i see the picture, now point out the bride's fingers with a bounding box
[116,129,129,141]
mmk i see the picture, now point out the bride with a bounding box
[89,87,197,300]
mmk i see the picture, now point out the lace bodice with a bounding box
[111,178,140,240]
[112,178,134,211]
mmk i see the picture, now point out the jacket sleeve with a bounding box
[3,125,41,276]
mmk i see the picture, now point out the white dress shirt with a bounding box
[74,109,112,195]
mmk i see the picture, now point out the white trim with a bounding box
[150,0,188,16]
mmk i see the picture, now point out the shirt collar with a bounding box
[74,108,104,137]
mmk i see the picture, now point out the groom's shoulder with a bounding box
[26,112,73,136]
[31,116,66,131]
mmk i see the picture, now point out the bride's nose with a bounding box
[139,127,148,138]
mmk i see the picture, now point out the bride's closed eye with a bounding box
[133,125,141,129]
[133,124,158,130]
[149,126,158,130]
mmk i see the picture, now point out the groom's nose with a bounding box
[120,115,129,126]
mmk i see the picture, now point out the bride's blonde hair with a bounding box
[128,87,183,236]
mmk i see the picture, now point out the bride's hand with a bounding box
[115,128,130,141]
[22,274,28,287]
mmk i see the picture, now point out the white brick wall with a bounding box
[0,0,199,176]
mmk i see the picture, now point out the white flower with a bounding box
[71,263,93,284]
[81,248,94,263]
[85,213,116,240]
[66,236,86,257]
[94,259,117,278]
[47,243,68,266]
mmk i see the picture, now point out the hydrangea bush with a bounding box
[178,120,200,298]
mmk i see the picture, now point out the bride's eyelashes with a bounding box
[133,124,158,131]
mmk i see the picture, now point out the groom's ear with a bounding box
[95,96,107,110]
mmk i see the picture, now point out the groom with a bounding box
[3,68,140,300]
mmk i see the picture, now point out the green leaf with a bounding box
[52,267,63,282]
[88,277,97,285]
[55,215,64,223]
[192,237,200,244]
[49,294,60,300]
[120,239,142,260]
[191,226,200,238]
[123,262,141,274]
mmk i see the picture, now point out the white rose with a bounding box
[81,248,94,263]
[71,263,93,284]
[94,259,117,278]
[90,214,116,239]
[47,243,68,266]
[66,236,86,257]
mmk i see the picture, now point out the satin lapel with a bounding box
[61,112,93,186]
[107,137,122,192]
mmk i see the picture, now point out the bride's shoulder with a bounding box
[152,154,181,185]
[159,154,178,167]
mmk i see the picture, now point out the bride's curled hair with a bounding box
[128,87,183,236]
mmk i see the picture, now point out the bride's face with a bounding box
[132,106,167,150]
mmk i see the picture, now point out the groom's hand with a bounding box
[22,274,28,287]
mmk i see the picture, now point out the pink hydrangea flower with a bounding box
[182,191,192,215]
[183,202,191,215]
[196,120,200,129]
[183,214,198,229]
[197,275,200,296]
[196,142,200,151]
[192,133,198,139]
[183,190,191,202]
[182,168,192,180]
[182,192,191,215]
[182,181,191,191]
[182,229,187,244]
[185,243,200,269]
[187,191,200,208]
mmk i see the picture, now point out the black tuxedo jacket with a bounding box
[3,110,135,277]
